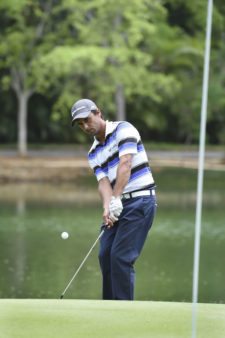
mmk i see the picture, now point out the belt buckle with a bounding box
[122,193,130,200]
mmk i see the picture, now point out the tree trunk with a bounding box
[17,91,30,157]
[115,84,126,121]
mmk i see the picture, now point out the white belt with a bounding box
[122,189,155,200]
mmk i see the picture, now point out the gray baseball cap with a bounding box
[71,99,98,126]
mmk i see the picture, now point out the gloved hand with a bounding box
[109,196,123,221]
[109,212,118,223]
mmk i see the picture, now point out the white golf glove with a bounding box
[109,196,123,222]
[109,212,118,223]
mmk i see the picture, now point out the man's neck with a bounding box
[96,120,106,144]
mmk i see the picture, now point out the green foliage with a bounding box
[0,0,224,145]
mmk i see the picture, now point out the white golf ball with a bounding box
[61,231,69,240]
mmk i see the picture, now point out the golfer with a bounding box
[71,98,157,300]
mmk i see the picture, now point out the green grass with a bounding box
[1,300,225,338]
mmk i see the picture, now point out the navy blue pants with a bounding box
[98,194,156,300]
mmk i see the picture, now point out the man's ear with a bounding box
[96,109,102,118]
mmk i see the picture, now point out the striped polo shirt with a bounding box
[88,121,155,194]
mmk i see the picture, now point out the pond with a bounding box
[0,168,224,303]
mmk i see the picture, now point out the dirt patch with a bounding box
[0,156,90,183]
[0,154,224,183]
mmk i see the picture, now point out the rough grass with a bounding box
[1,299,225,338]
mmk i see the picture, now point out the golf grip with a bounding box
[60,228,105,299]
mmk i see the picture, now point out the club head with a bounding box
[59,228,105,299]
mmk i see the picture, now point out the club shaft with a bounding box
[60,229,104,299]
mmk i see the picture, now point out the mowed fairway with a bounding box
[1,299,225,338]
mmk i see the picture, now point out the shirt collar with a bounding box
[94,120,110,145]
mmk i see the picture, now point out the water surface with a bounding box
[0,168,224,302]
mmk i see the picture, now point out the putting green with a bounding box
[1,299,225,338]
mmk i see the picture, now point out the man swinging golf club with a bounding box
[71,98,157,300]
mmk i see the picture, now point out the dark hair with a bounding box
[92,108,104,119]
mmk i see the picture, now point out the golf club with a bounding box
[60,228,105,299]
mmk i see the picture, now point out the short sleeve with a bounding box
[88,153,107,182]
[116,122,140,157]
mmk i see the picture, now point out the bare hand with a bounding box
[103,208,114,228]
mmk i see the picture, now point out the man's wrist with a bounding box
[111,194,121,200]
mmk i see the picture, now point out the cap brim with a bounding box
[71,111,91,126]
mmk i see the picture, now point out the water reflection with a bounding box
[16,199,26,215]
[0,168,224,303]
[1,181,224,208]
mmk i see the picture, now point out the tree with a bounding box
[1,1,47,154]
[1,0,224,148]
[35,0,181,130]
[0,0,89,155]
[163,0,225,144]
